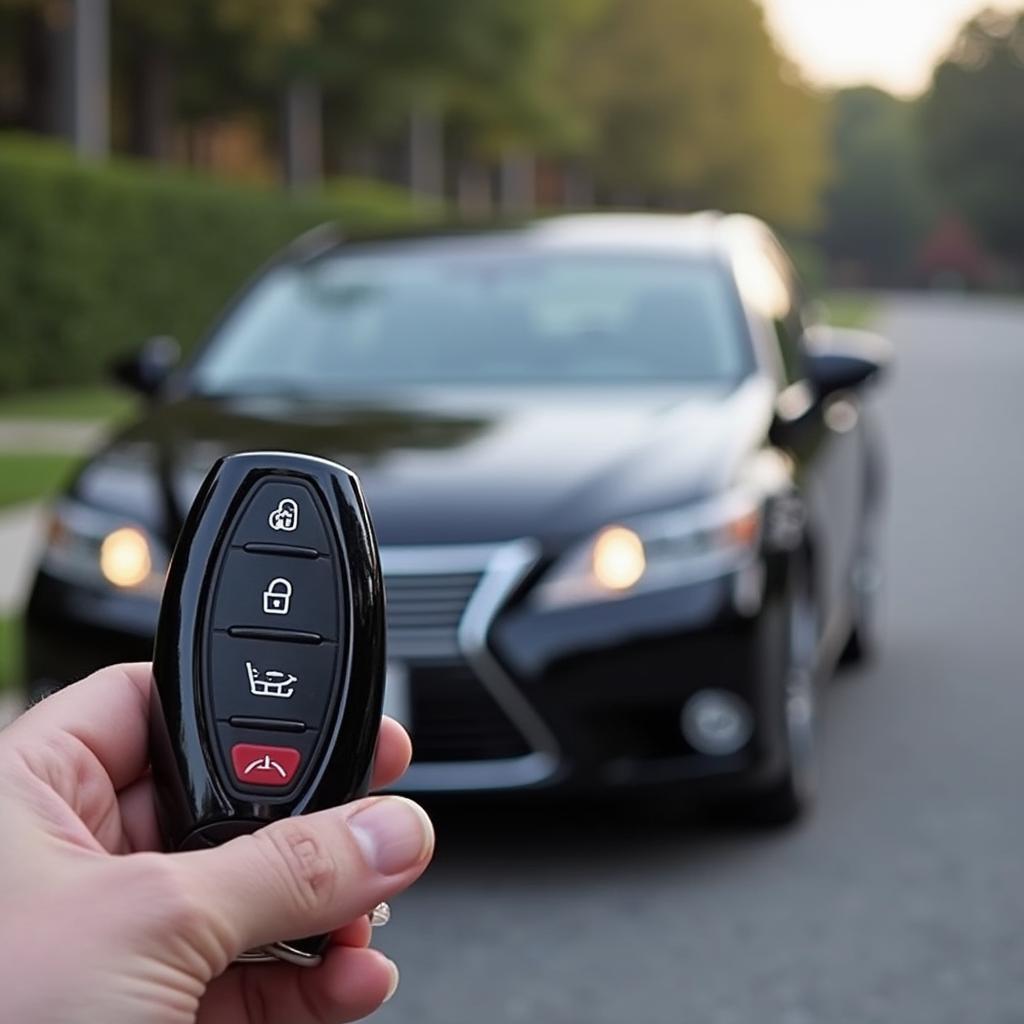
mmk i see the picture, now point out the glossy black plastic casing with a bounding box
[150,452,386,852]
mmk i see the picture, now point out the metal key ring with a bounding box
[236,902,392,967]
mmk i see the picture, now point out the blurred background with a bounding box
[0,0,1021,402]
[1,1,1024,1021]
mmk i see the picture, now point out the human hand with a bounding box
[0,662,433,1023]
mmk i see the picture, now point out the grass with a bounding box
[0,385,136,422]
[0,452,82,509]
[821,291,878,329]
[0,616,22,691]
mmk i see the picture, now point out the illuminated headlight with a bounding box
[533,491,761,609]
[42,500,167,597]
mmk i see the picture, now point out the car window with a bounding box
[191,250,752,393]
[734,244,805,384]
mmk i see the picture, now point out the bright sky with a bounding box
[761,0,1018,95]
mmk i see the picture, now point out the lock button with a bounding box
[211,550,343,641]
[262,577,293,615]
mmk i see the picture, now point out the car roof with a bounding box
[286,212,775,268]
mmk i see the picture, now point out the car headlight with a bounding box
[532,491,761,609]
[42,500,168,597]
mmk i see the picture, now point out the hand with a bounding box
[0,662,433,1023]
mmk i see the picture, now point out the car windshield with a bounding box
[191,247,750,394]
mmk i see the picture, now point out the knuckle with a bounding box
[125,855,234,976]
[257,820,337,914]
[131,854,209,936]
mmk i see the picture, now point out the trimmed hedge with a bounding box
[0,135,439,392]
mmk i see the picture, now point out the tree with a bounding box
[564,0,827,228]
[922,9,1024,267]
[819,87,935,284]
[110,0,325,164]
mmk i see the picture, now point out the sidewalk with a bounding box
[0,419,108,454]
[0,414,111,729]
[0,502,47,615]
[0,502,44,727]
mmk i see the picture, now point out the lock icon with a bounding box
[262,577,293,615]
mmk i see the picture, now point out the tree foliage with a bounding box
[922,10,1024,264]
[4,0,829,228]
[820,87,934,283]
[565,0,827,228]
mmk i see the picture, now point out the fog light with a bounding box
[681,689,753,755]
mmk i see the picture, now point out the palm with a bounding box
[2,664,416,1024]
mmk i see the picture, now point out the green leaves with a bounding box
[922,12,1024,264]
[563,0,827,228]
[0,136,436,392]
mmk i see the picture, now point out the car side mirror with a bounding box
[803,325,893,400]
[111,335,181,397]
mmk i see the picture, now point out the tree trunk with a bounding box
[282,77,323,189]
[130,43,173,161]
[21,10,52,133]
[51,0,109,158]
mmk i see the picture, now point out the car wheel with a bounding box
[713,565,820,828]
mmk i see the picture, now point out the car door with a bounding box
[760,241,866,636]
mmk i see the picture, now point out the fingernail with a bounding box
[383,958,400,1003]
[349,797,433,875]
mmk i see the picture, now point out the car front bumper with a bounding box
[25,540,792,797]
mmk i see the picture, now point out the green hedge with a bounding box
[0,135,440,392]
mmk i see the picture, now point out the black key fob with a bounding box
[149,451,386,966]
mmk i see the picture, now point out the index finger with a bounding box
[6,661,412,800]
[4,662,152,791]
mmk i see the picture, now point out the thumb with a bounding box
[178,796,433,955]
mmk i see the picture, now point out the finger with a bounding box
[116,718,410,856]
[7,662,151,790]
[331,915,372,949]
[180,795,433,954]
[199,946,398,1024]
[370,716,412,791]
[116,776,163,853]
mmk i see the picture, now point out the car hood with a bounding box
[72,380,775,547]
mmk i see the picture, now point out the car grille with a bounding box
[383,568,531,763]
[407,662,532,762]
[384,570,483,660]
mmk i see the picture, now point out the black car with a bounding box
[25,213,889,823]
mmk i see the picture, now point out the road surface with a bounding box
[374,293,1024,1024]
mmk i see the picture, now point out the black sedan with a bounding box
[25,213,889,824]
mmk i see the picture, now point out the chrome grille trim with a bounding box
[379,540,561,791]
[384,571,484,660]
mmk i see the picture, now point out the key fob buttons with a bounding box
[202,473,347,799]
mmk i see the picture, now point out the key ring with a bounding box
[236,902,392,967]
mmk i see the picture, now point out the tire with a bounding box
[713,564,820,828]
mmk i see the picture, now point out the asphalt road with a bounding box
[372,293,1024,1024]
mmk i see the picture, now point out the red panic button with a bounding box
[231,743,302,786]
